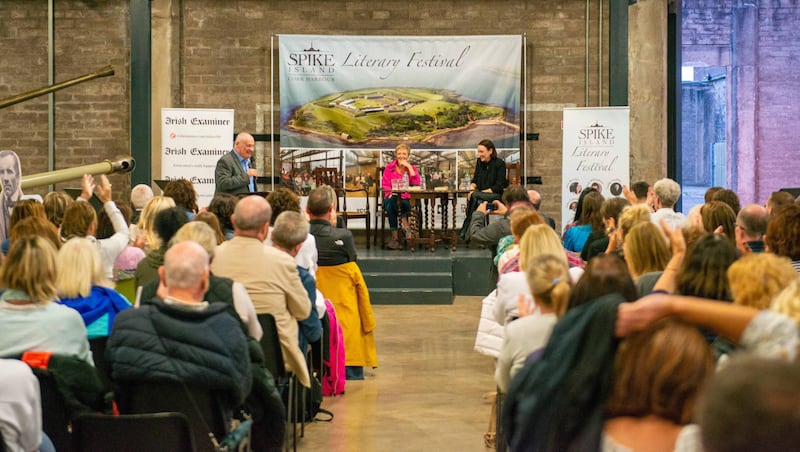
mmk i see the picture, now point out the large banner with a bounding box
[161,108,234,208]
[561,107,630,231]
[278,35,521,150]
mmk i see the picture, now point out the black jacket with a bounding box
[473,157,507,195]
[106,298,252,409]
[309,219,357,266]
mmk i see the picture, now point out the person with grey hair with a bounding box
[528,189,556,230]
[650,178,687,229]
[735,204,769,255]
[272,211,321,354]
[0,150,23,242]
[307,187,356,266]
[211,195,313,388]
[106,240,253,419]
[129,184,154,224]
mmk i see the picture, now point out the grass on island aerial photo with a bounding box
[286,87,513,146]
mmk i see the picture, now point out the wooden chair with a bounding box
[374,166,387,248]
[313,167,371,249]
[72,413,195,452]
[505,162,520,186]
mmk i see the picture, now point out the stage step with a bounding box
[357,245,493,305]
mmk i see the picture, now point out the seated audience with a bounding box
[131,195,175,251]
[728,253,796,310]
[267,187,318,276]
[55,238,131,339]
[0,236,92,364]
[710,188,741,215]
[496,208,544,274]
[211,195,312,388]
[527,189,556,230]
[563,190,604,253]
[582,196,629,262]
[700,200,737,243]
[623,222,671,296]
[129,183,154,224]
[766,190,795,216]
[9,216,61,250]
[0,358,55,452]
[43,190,73,229]
[193,211,226,245]
[134,206,188,288]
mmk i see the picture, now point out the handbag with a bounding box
[215,418,253,452]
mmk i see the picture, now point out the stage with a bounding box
[354,241,494,305]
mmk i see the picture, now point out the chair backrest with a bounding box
[115,381,227,452]
[72,412,195,452]
[506,162,520,186]
[88,337,112,391]
[31,369,72,452]
[313,167,340,189]
[256,313,287,383]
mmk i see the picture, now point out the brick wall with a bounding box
[2,0,608,225]
[0,1,131,198]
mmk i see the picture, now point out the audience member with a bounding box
[766,190,795,216]
[267,187,318,276]
[56,238,131,339]
[60,174,129,279]
[9,216,61,250]
[623,181,652,207]
[468,184,530,251]
[604,203,652,257]
[107,241,252,412]
[700,200,737,243]
[134,206,188,288]
[307,187,356,266]
[711,188,741,215]
[132,195,176,251]
[704,186,724,203]
[765,204,800,271]
[0,358,54,452]
[527,189,556,230]
[604,319,712,451]
[496,209,544,274]
[698,355,800,452]
[211,195,312,388]
[42,191,73,229]
[563,190,604,253]
[0,236,92,364]
[207,192,237,240]
[495,254,569,392]
[728,253,796,310]
[129,183,154,224]
[582,196,629,262]
[162,179,198,220]
[650,178,687,229]
[623,222,671,295]
[735,203,769,254]
[97,203,145,284]
[271,211,322,354]
[193,211,225,245]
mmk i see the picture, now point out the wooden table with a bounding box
[404,189,470,252]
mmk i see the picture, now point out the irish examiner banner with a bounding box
[278,34,521,150]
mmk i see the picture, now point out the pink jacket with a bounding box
[381,160,420,200]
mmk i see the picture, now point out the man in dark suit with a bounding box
[214,132,257,195]
[306,187,356,266]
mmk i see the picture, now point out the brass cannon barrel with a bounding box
[0,65,115,110]
[21,156,135,191]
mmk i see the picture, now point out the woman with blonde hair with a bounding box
[56,238,131,339]
[494,224,582,325]
[728,253,797,309]
[770,278,800,326]
[131,195,175,251]
[496,208,544,274]
[605,203,652,256]
[495,254,571,392]
[381,143,420,250]
[623,222,672,296]
[0,236,92,364]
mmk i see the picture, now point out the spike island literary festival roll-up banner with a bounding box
[161,108,234,208]
[561,107,630,233]
[278,35,521,151]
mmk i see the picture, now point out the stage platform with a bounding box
[355,242,494,305]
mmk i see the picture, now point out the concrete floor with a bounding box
[298,296,496,451]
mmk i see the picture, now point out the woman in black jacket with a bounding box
[459,139,507,239]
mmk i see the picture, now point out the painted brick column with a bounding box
[730,1,757,203]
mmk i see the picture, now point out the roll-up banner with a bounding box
[161,108,235,208]
[561,107,630,232]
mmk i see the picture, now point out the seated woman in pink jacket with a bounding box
[381,144,420,250]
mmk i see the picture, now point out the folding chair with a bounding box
[72,412,195,452]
